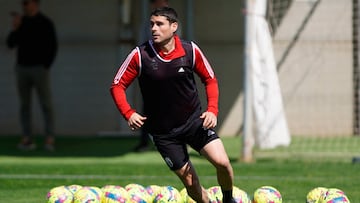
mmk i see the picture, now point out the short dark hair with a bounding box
[150,7,178,23]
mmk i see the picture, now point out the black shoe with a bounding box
[223,198,237,203]
[44,137,55,152]
[17,138,37,151]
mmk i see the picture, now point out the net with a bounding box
[267,0,294,35]
[242,0,360,161]
[271,0,355,136]
[254,136,360,162]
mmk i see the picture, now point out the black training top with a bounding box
[138,40,202,134]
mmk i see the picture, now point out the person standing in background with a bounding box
[6,0,58,151]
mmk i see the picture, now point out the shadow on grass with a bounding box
[0,135,156,157]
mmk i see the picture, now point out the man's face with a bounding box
[150,15,177,45]
[22,0,38,16]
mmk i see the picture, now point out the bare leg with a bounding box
[201,139,234,202]
[174,161,209,203]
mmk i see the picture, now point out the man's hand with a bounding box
[10,12,21,31]
[200,111,217,129]
[128,112,147,131]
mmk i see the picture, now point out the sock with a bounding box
[222,189,234,203]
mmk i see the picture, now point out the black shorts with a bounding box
[150,118,219,170]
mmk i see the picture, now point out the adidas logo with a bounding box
[178,67,185,73]
[207,130,215,136]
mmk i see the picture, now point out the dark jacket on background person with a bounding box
[7,12,57,68]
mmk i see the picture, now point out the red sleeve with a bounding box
[110,48,140,120]
[192,42,219,116]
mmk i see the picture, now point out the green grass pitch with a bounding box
[0,135,359,202]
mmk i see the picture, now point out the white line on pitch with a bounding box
[0,174,331,181]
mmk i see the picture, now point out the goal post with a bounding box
[241,0,255,162]
[242,0,291,162]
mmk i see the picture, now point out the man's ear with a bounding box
[171,22,178,33]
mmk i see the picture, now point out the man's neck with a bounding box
[26,9,39,17]
[159,37,175,55]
